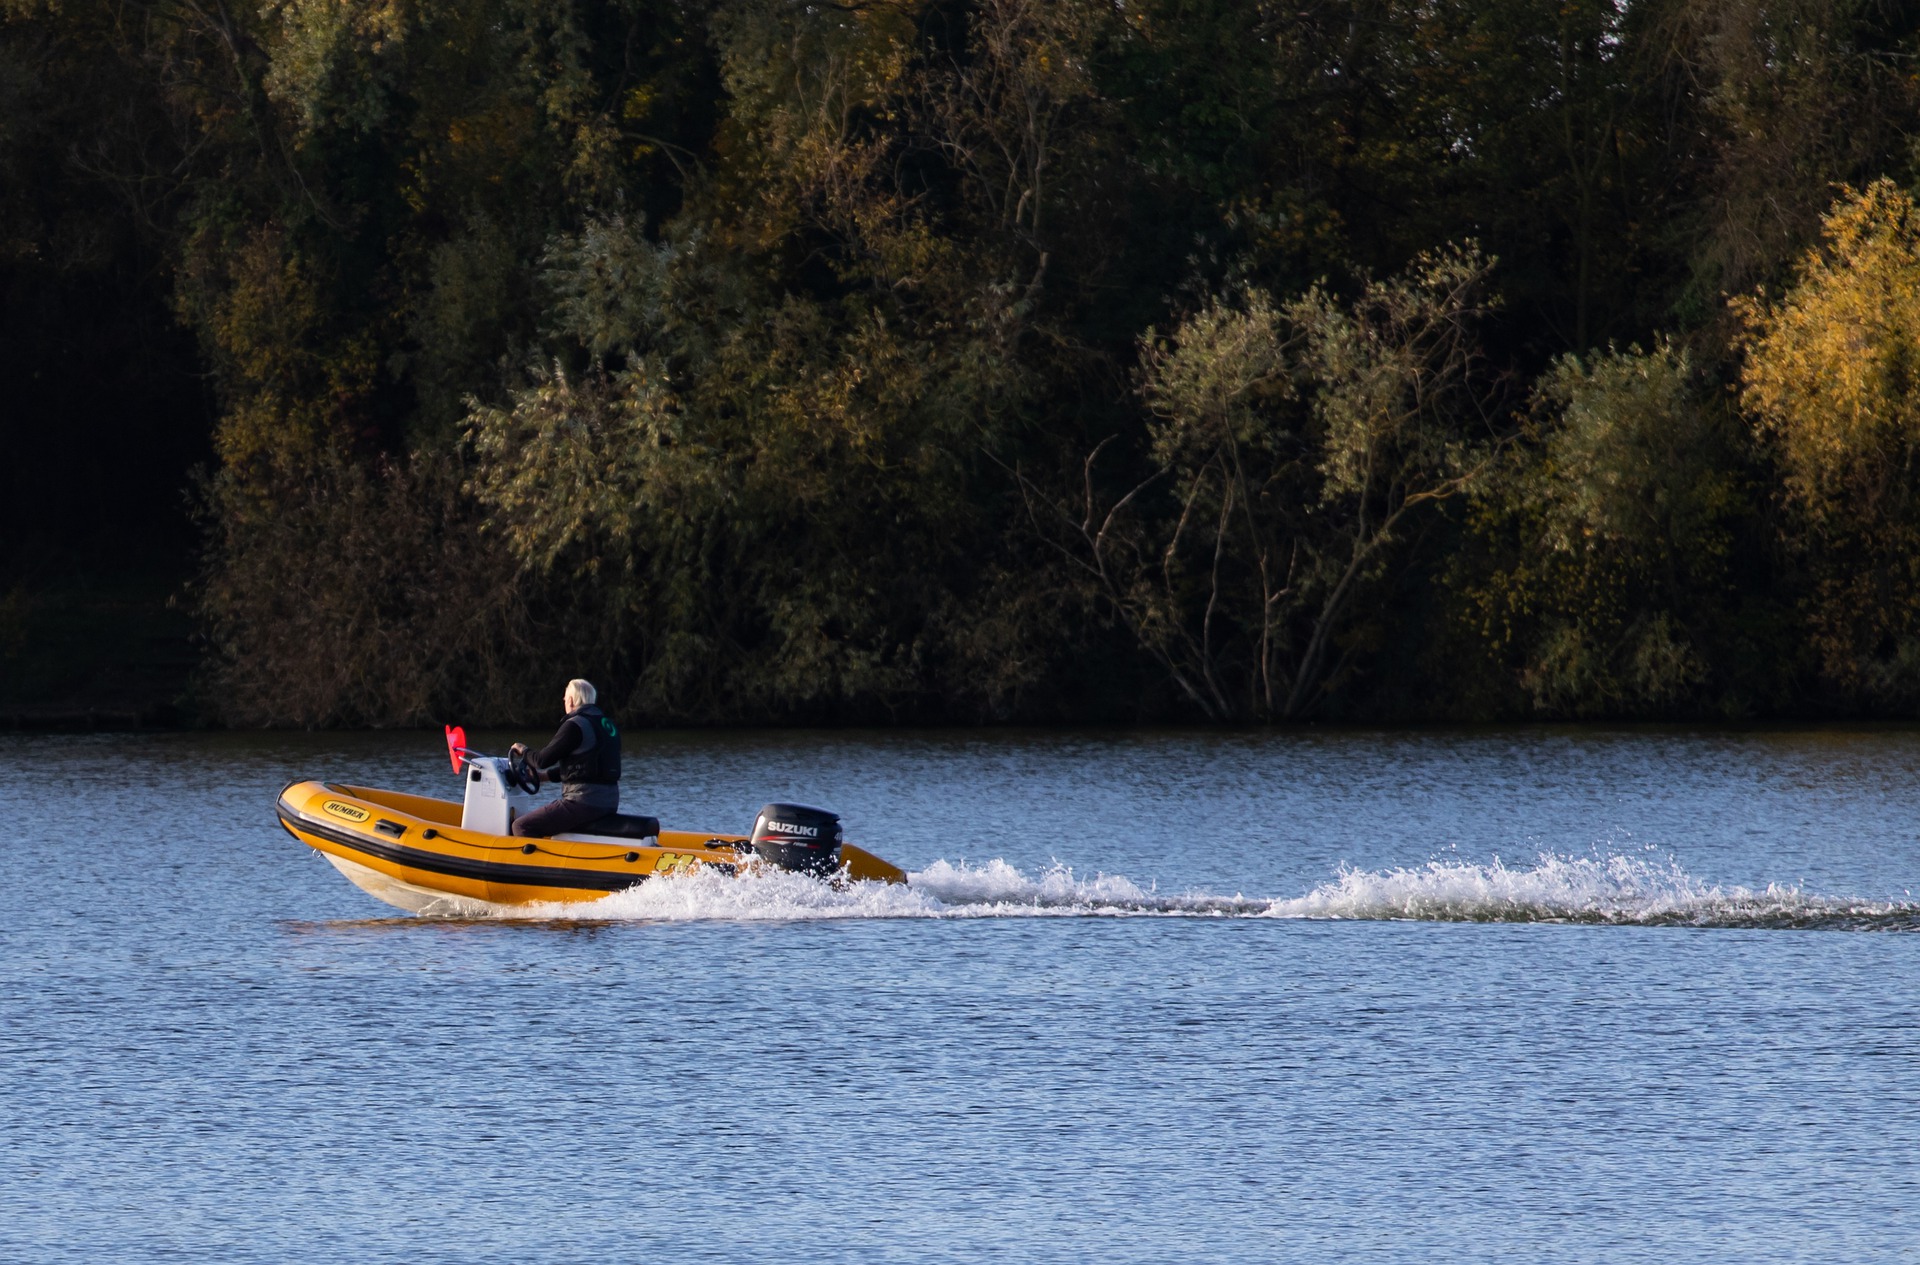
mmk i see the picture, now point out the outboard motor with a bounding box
[750,803,843,876]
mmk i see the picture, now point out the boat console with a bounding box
[461,756,533,834]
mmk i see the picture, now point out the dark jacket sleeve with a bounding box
[531,720,582,772]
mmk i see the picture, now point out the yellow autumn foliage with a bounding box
[1738,180,1920,519]
[1738,180,1920,701]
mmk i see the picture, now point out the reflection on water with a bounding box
[4,726,1920,1262]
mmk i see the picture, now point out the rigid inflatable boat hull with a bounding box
[322,853,505,917]
[277,779,906,913]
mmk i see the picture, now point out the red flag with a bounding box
[445,724,468,773]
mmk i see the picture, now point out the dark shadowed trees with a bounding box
[6,0,1920,723]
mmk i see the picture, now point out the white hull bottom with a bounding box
[323,853,508,918]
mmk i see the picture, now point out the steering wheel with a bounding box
[506,748,540,795]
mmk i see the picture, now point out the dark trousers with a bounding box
[511,796,612,838]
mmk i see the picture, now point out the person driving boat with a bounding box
[508,679,622,838]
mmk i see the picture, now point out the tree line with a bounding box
[6,0,1920,725]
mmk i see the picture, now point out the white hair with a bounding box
[565,678,597,709]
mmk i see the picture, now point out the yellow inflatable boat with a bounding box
[276,742,905,916]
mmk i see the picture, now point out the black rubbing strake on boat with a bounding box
[278,807,651,892]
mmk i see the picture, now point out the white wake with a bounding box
[1263,852,1914,927]
[493,851,1916,929]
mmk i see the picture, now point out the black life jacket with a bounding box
[555,705,621,786]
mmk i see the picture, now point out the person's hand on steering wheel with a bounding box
[505,744,541,795]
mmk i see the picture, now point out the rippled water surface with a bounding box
[5,726,1920,1262]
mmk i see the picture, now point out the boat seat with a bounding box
[583,813,660,840]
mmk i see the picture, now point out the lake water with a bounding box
[4,726,1918,1262]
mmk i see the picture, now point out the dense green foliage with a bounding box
[8,0,1920,725]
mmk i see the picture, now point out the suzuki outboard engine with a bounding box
[750,803,843,876]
